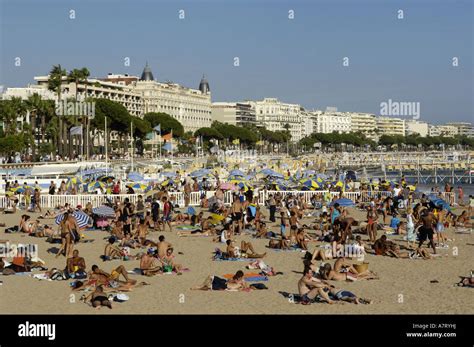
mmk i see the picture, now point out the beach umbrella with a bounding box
[126,183,147,191]
[161,179,175,187]
[161,172,177,178]
[86,181,106,192]
[329,198,355,207]
[66,177,83,190]
[97,175,115,182]
[127,172,144,181]
[303,170,316,177]
[55,210,91,228]
[268,172,284,179]
[300,178,320,190]
[11,186,33,194]
[428,195,451,210]
[237,181,252,192]
[259,168,276,176]
[190,169,211,178]
[92,205,115,218]
[229,169,245,177]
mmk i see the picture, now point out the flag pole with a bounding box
[130,121,134,172]
[105,116,108,175]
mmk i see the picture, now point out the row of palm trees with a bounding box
[0,65,93,160]
[47,65,91,158]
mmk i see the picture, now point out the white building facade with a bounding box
[2,64,212,133]
[376,117,406,136]
[249,98,307,142]
[405,120,429,137]
[211,102,256,126]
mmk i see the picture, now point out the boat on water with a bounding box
[0,161,109,192]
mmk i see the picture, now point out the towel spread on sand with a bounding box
[214,257,253,262]
[223,273,268,282]
[176,225,201,231]
[455,227,471,234]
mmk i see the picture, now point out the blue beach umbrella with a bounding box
[92,206,116,218]
[55,210,91,228]
[329,198,355,207]
[229,169,245,177]
[127,172,144,181]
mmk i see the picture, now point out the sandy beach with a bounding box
[1,207,472,315]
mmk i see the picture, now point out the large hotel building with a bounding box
[2,63,212,133]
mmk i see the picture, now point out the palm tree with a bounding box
[79,68,91,158]
[25,93,45,159]
[47,64,66,156]
[9,97,27,133]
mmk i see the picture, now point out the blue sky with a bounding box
[0,0,472,123]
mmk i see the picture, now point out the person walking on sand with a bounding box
[418,209,436,254]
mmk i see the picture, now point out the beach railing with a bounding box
[0,190,457,209]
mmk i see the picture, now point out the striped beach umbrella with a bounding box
[11,186,33,194]
[126,182,147,191]
[66,177,84,190]
[86,181,106,192]
[300,178,320,190]
[55,210,91,228]
[92,205,116,217]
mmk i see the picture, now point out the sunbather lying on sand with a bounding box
[319,262,378,281]
[89,264,136,286]
[83,285,113,309]
[226,240,266,258]
[268,236,291,250]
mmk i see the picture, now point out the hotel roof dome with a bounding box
[199,74,210,94]
[140,62,154,81]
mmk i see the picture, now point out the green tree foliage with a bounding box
[143,112,184,137]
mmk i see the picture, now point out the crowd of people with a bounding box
[1,166,473,309]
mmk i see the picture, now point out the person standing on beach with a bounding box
[33,188,41,213]
[435,207,447,247]
[268,194,276,223]
[184,181,191,207]
[231,195,243,234]
[48,181,56,195]
[457,186,464,206]
[161,196,173,232]
[418,210,436,254]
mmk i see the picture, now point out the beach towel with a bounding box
[213,257,253,262]
[127,268,190,275]
[223,273,268,282]
[267,245,305,252]
[176,225,201,231]
[455,227,472,234]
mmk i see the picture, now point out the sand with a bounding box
[0,207,473,314]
